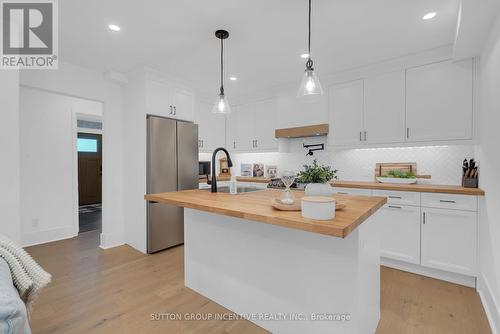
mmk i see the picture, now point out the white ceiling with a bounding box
[59,0,460,96]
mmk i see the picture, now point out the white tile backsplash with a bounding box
[228,144,475,185]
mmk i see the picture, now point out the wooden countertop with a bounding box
[199,176,271,184]
[331,180,485,196]
[145,189,386,238]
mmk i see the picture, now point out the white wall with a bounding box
[476,11,500,334]
[0,71,21,244]
[122,71,147,253]
[20,62,125,248]
[19,87,102,246]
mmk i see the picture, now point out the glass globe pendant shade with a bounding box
[297,68,323,97]
[211,93,231,114]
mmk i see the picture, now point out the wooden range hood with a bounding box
[275,124,329,139]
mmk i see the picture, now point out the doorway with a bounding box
[77,133,102,233]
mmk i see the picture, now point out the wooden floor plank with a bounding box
[26,231,491,334]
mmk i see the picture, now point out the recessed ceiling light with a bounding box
[300,53,310,59]
[229,76,237,81]
[108,24,121,31]
[422,12,436,20]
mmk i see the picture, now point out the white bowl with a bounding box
[301,196,336,220]
[376,177,417,184]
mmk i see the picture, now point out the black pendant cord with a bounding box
[306,0,314,70]
[220,37,224,95]
[308,0,311,56]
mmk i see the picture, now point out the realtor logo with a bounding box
[1,0,58,69]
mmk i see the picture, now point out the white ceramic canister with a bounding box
[301,196,336,220]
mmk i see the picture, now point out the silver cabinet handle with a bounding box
[364,131,367,141]
[359,132,362,142]
[388,205,402,209]
[233,141,236,149]
[423,212,426,224]
[169,105,173,114]
[406,128,410,139]
[255,139,258,148]
[388,196,402,199]
[439,200,456,203]
[174,106,177,115]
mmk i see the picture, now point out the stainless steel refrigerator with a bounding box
[147,115,198,253]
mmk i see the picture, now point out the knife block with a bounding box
[462,176,478,188]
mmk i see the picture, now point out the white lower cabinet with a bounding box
[377,204,421,264]
[366,189,479,284]
[421,207,477,276]
[333,187,478,281]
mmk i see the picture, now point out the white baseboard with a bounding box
[22,226,76,247]
[99,230,125,249]
[381,257,476,288]
[478,273,500,334]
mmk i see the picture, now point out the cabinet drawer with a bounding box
[421,193,477,211]
[373,190,420,206]
[332,187,372,196]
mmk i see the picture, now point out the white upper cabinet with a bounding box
[254,99,278,150]
[227,104,254,151]
[328,80,364,146]
[195,102,226,152]
[364,71,405,144]
[227,99,278,152]
[145,79,194,121]
[328,59,474,147]
[275,92,328,129]
[146,79,173,118]
[171,86,195,121]
[406,59,473,142]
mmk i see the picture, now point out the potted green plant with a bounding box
[297,159,338,196]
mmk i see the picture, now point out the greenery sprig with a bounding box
[382,170,416,179]
[296,159,338,184]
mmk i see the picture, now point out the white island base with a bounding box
[184,208,381,334]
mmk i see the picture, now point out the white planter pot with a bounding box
[305,183,334,197]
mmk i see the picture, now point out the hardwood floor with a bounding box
[26,231,491,334]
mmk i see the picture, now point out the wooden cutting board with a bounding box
[374,162,431,179]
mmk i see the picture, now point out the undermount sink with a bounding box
[205,186,263,194]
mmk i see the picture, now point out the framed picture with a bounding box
[266,165,277,179]
[241,163,252,177]
[219,157,230,176]
[253,163,265,177]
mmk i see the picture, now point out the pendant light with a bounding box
[298,0,323,97]
[212,30,231,114]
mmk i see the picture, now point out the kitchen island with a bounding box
[145,189,386,334]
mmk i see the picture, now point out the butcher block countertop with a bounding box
[145,189,386,238]
[199,176,271,184]
[331,180,485,196]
